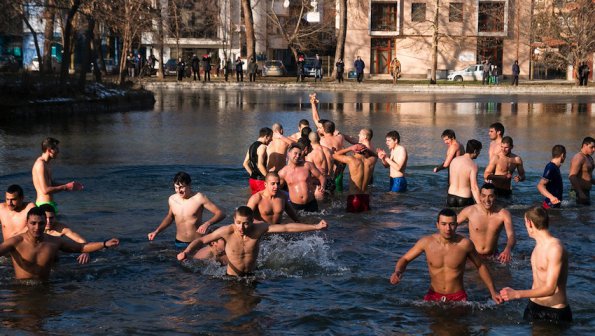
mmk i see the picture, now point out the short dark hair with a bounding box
[234,206,254,219]
[525,206,549,230]
[299,119,310,127]
[582,136,595,147]
[27,207,46,221]
[173,172,191,185]
[39,203,56,214]
[489,122,505,136]
[289,143,304,152]
[259,127,273,138]
[323,120,335,134]
[386,130,400,143]
[41,137,60,152]
[265,172,280,181]
[436,208,457,222]
[301,127,312,139]
[441,129,456,139]
[466,139,482,154]
[502,136,514,147]
[552,145,566,159]
[6,184,24,198]
[481,183,496,191]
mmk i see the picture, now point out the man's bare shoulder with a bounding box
[495,206,511,218]
[191,192,210,204]
[456,235,474,251]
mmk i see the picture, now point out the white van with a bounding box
[447,64,484,82]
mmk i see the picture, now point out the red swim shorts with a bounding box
[249,178,265,195]
[423,289,468,302]
[346,194,370,213]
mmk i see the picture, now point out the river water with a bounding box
[0,89,593,335]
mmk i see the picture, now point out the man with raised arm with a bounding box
[568,136,594,205]
[278,144,325,212]
[333,143,377,212]
[147,172,226,248]
[500,207,572,323]
[267,123,296,173]
[457,183,516,263]
[0,207,119,281]
[247,172,299,224]
[447,139,482,207]
[390,208,502,303]
[433,129,464,174]
[484,136,526,198]
[1,185,35,240]
[32,137,84,212]
[488,122,505,161]
[377,131,408,192]
[40,203,91,264]
[177,206,328,276]
[243,127,273,194]
[538,145,566,209]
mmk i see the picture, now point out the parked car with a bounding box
[262,60,286,77]
[303,57,323,77]
[164,58,191,76]
[28,56,61,72]
[447,64,484,81]
[0,55,19,72]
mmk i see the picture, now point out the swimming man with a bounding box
[1,185,35,240]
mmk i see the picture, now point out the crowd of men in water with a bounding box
[0,92,593,325]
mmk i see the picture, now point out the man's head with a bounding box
[551,144,566,162]
[489,122,505,140]
[479,183,496,210]
[465,139,483,157]
[581,136,595,155]
[298,119,310,131]
[385,131,400,150]
[436,208,457,240]
[501,136,514,155]
[524,206,549,234]
[5,184,24,211]
[233,206,254,236]
[41,137,60,156]
[358,128,373,142]
[26,207,46,238]
[259,127,274,145]
[308,131,320,144]
[287,143,304,164]
[441,129,456,144]
[300,127,312,140]
[173,172,192,198]
[322,120,335,135]
[264,172,281,196]
[39,203,56,230]
[272,123,283,134]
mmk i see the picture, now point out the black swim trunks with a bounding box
[495,188,512,198]
[290,199,319,212]
[523,300,572,324]
[446,194,475,207]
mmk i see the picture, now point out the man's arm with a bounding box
[196,194,226,234]
[514,157,526,182]
[60,238,119,254]
[257,145,268,177]
[332,144,361,164]
[177,226,229,260]
[456,206,471,226]
[568,154,587,198]
[308,162,326,194]
[390,237,426,285]
[467,243,503,303]
[284,197,300,222]
[483,156,498,181]
[537,177,559,205]
[498,210,516,263]
[148,207,174,240]
[267,220,327,233]
[273,132,295,146]
[469,164,481,204]
[242,150,252,176]
[342,133,358,145]
[0,236,18,257]
[500,243,564,301]
[33,161,82,195]
[310,93,322,129]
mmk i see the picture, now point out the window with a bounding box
[478,2,505,32]
[371,3,398,31]
[449,2,463,23]
[411,3,426,22]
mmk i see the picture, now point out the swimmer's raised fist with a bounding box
[316,220,328,230]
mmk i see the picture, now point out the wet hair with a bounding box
[6,184,24,198]
[360,128,373,141]
[234,206,254,219]
[436,208,457,222]
[386,130,400,143]
[489,122,505,136]
[525,206,549,230]
[481,183,496,191]
[173,171,191,185]
[265,171,280,181]
[298,119,310,127]
[289,143,304,152]
[551,145,566,158]
[465,139,482,154]
[300,126,312,139]
[27,207,46,221]
[322,120,336,134]
[259,127,273,138]
[582,136,595,146]
[41,137,60,152]
[39,203,56,214]
[441,129,456,139]
[308,131,320,144]
[502,136,514,147]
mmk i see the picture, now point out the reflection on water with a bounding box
[0,89,593,334]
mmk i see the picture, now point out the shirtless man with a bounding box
[488,122,505,161]
[147,172,226,248]
[278,144,325,212]
[390,208,502,303]
[32,137,84,212]
[177,206,328,276]
[483,136,526,198]
[290,119,310,140]
[305,132,334,194]
[333,143,377,213]
[247,172,299,224]
[39,203,90,264]
[377,131,408,192]
[538,145,566,209]
[243,127,273,194]
[447,139,482,207]
[267,123,295,173]
[433,129,464,173]
[343,128,376,152]
[500,207,572,323]
[457,183,515,263]
[1,185,35,240]
[0,207,119,281]
[568,136,594,205]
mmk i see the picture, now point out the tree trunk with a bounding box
[22,13,43,73]
[60,0,82,85]
[430,0,440,84]
[332,0,347,78]
[42,0,55,73]
[78,16,95,89]
[241,0,255,61]
[91,34,102,82]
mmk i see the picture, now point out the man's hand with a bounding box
[65,181,84,191]
[491,292,504,304]
[77,253,90,264]
[147,231,158,241]
[499,287,518,301]
[196,223,210,235]
[390,271,402,285]
[377,149,387,160]
[498,249,512,264]
[177,251,187,261]
[316,220,328,230]
[314,185,325,201]
[548,196,560,205]
[104,238,119,248]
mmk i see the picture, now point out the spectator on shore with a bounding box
[248,58,258,82]
[512,60,520,86]
[336,59,344,83]
[354,56,365,83]
[235,57,244,82]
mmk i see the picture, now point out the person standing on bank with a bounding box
[191,54,200,81]
[512,60,520,86]
[335,59,344,83]
[235,57,244,82]
[224,57,232,82]
[314,54,323,82]
[177,57,186,81]
[354,56,365,83]
[248,58,258,82]
[202,54,211,82]
[297,54,305,82]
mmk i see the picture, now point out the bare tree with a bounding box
[241,0,255,61]
[332,0,347,78]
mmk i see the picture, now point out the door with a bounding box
[371,38,394,74]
